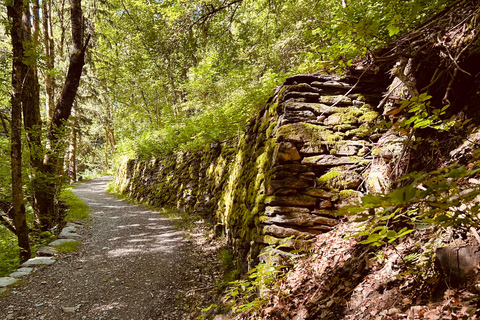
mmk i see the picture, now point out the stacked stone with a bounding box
[261,74,385,249]
[115,71,389,268]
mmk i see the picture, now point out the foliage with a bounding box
[343,95,480,247]
[0,226,19,277]
[382,93,467,136]
[60,186,91,222]
[345,164,480,246]
[91,0,450,160]
[0,136,11,197]
[223,239,297,313]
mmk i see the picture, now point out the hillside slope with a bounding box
[231,1,480,319]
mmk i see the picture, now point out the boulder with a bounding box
[435,246,480,280]
[58,226,81,239]
[324,114,342,126]
[284,110,317,122]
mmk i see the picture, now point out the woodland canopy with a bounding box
[0,0,452,268]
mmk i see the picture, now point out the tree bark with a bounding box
[39,0,90,229]
[7,0,31,263]
[68,100,78,184]
[22,1,49,229]
[43,0,56,123]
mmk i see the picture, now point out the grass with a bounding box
[78,169,114,182]
[0,227,20,277]
[60,186,91,222]
[54,241,80,253]
[0,185,89,277]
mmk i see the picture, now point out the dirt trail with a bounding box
[0,176,220,320]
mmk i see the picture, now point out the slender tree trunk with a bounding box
[7,0,31,263]
[68,101,78,184]
[22,2,50,229]
[39,0,90,229]
[43,0,56,123]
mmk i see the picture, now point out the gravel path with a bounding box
[0,177,221,320]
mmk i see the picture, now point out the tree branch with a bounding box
[189,0,243,29]
[0,200,17,234]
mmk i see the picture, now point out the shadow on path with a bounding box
[0,176,213,320]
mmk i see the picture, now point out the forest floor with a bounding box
[0,176,223,320]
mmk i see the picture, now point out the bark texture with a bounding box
[7,0,31,262]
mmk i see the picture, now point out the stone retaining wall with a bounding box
[114,71,389,270]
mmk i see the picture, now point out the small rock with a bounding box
[62,304,81,313]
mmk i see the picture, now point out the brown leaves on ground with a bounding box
[234,220,480,320]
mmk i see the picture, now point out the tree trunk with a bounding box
[42,0,56,123]
[22,1,50,229]
[39,0,90,229]
[7,0,31,263]
[68,100,78,184]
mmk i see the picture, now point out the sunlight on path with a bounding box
[0,176,204,320]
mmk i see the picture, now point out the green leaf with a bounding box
[387,24,400,36]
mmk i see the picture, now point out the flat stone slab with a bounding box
[21,257,56,267]
[0,277,20,287]
[9,267,33,278]
[36,246,58,256]
[58,230,81,239]
[49,239,78,247]
[66,221,84,228]
[62,226,76,233]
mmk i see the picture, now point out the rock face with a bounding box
[435,246,480,280]
[114,72,388,270]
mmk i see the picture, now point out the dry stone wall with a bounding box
[114,71,389,270]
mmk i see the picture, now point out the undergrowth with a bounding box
[54,241,80,253]
[60,186,91,222]
[0,185,90,277]
[0,226,20,277]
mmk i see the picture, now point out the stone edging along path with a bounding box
[0,177,222,319]
[0,222,83,292]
